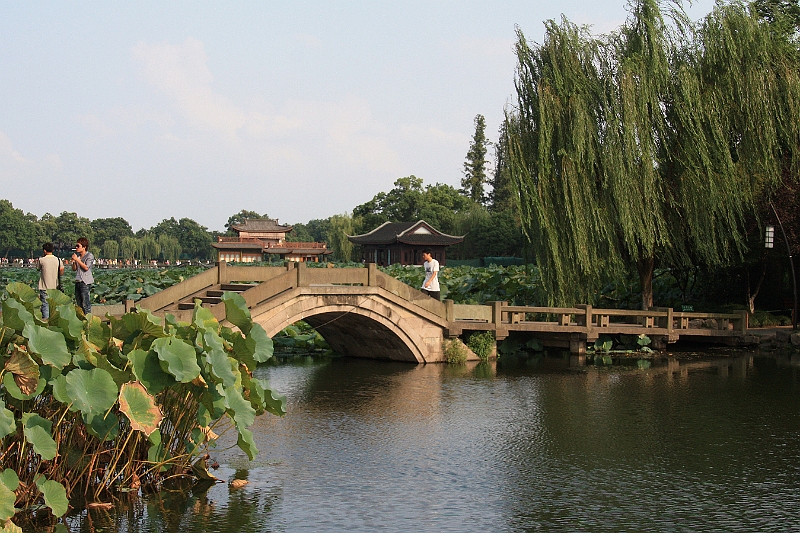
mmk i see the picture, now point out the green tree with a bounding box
[461,114,490,204]
[0,199,27,257]
[508,0,800,308]
[158,234,182,262]
[91,217,134,247]
[151,218,212,260]
[488,120,517,213]
[327,214,355,262]
[51,212,94,254]
[121,236,142,260]
[102,239,119,260]
[225,210,269,235]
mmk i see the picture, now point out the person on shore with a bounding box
[421,249,440,301]
[38,242,64,319]
[72,237,94,315]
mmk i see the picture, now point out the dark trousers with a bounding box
[424,289,440,301]
[75,281,92,315]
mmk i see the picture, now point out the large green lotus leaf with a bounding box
[0,482,16,522]
[86,315,111,350]
[223,385,256,429]
[252,377,287,417]
[50,374,69,404]
[6,282,39,308]
[3,373,45,401]
[4,345,40,396]
[85,411,119,441]
[119,310,166,340]
[64,368,118,417]
[0,401,15,439]
[231,333,258,371]
[203,329,225,353]
[76,336,131,388]
[51,304,83,341]
[118,382,162,437]
[2,298,33,332]
[128,349,173,395]
[21,413,57,461]
[206,349,238,388]
[152,337,201,383]
[193,303,219,332]
[236,427,258,461]
[200,384,227,419]
[35,478,68,517]
[247,323,273,364]
[45,289,72,307]
[221,292,251,335]
[0,470,18,492]
[196,404,212,427]
[23,323,70,370]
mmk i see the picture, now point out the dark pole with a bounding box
[771,202,798,330]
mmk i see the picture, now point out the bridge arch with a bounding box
[251,292,444,363]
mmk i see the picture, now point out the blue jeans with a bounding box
[40,290,50,319]
[75,281,92,315]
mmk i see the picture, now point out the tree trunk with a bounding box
[637,256,655,310]
[746,261,767,315]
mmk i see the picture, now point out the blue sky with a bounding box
[0,1,715,233]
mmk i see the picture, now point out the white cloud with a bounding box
[0,130,27,164]
[132,38,247,136]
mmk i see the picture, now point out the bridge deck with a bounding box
[118,262,754,358]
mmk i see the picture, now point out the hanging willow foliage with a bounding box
[508,0,800,308]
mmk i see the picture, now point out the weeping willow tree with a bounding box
[508,0,800,308]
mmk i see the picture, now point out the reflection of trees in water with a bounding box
[61,473,282,533]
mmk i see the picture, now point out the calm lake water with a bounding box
[55,350,800,533]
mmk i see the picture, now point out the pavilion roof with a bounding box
[347,220,464,246]
[231,218,293,234]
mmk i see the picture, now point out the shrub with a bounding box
[0,282,285,525]
[443,338,468,365]
[466,331,495,362]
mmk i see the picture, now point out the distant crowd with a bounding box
[1,256,212,268]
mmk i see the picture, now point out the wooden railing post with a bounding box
[216,261,227,284]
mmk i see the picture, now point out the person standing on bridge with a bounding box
[421,249,440,301]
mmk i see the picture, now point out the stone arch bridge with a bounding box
[123,263,751,364]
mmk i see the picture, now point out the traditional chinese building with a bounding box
[347,220,464,266]
[212,219,333,263]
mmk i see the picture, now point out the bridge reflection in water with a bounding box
[118,262,754,363]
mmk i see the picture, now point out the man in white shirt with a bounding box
[421,249,440,300]
[38,242,64,319]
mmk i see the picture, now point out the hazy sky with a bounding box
[0,1,715,233]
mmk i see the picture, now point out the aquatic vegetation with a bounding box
[0,282,285,526]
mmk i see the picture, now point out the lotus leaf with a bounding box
[0,471,18,493]
[236,427,258,461]
[44,289,72,308]
[51,303,83,341]
[115,309,165,341]
[0,401,15,439]
[1,298,33,332]
[203,329,225,352]
[206,349,238,388]
[3,374,45,401]
[242,375,286,417]
[5,282,39,309]
[85,411,120,441]
[147,429,171,472]
[76,335,131,388]
[128,349,173,395]
[65,368,118,418]
[23,323,70,370]
[4,346,39,395]
[0,482,16,522]
[118,382,162,437]
[247,323,274,363]
[152,337,201,383]
[86,315,111,350]
[221,292,252,335]
[21,413,57,461]
[193,303,218,331]
[223,385,256,429]
[35,477,68,517]
[50,374,69,404]
[200,384,227,419]
[191,456,219,481]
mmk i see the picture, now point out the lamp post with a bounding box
[770,203,798,330]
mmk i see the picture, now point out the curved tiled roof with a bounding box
[231,219,293,233]
[348,220,464,246]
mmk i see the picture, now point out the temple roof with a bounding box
[348,220,464,246]
[231,218,293,234]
